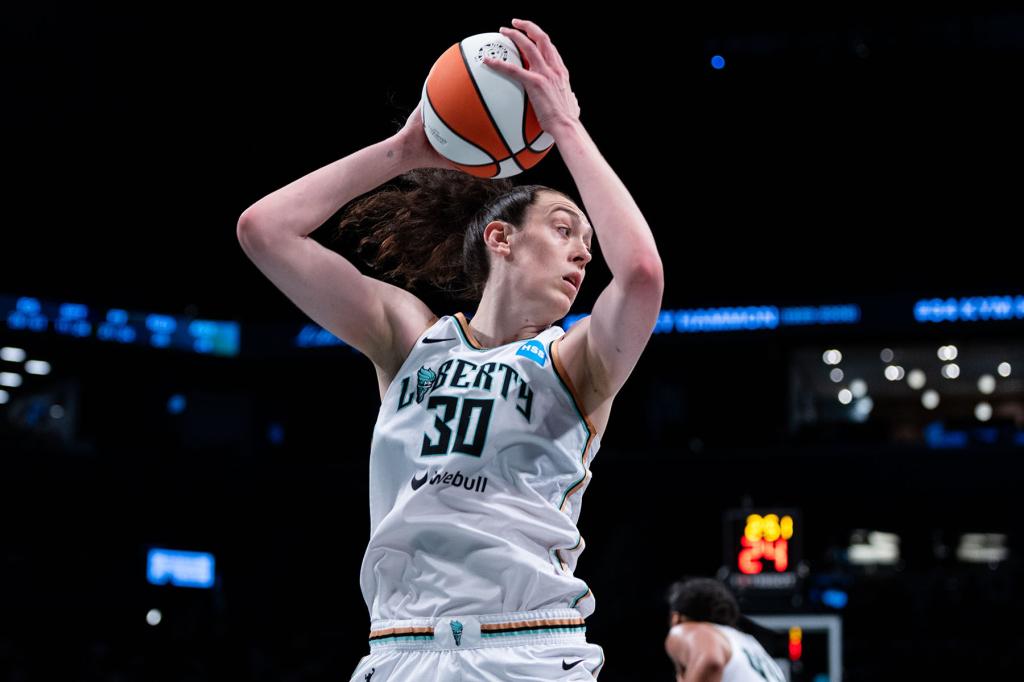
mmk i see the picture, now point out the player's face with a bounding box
[514,191,593,314]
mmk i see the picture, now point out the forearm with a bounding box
[549,119,662,279]
[238,134,417,239]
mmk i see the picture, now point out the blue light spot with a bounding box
[653,311,674,334]
[107,309,129,325]
[147,548,215,589]
[822,589,848,609]
[268,422,285,445]
[561,313,589,331]
[914,294,1024,323]
[295,324,345,348]
[167,394,186,415]
[924,421,968,449]
[59,303,89,318]
[711,55,726,70]
[16,297,41,315]
[672,306,779,333]
[146,314,177,334]
[189,320,212,336]
[8,312,27,330]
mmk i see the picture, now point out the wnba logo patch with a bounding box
[516,340,547,367]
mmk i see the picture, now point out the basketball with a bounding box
[420,32,555,178]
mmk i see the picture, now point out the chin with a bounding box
[554,296,574,319]
[538,282,575,321]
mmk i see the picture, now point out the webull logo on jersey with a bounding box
[410,468,489,494]
[515,340,547,367]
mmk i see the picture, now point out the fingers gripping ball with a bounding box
[421,32,554,179]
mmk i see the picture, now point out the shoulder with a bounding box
[382,312,440,365]
[665,624,690,658]
[668,623,732,656]
[686,623,733,663]
[372,310,443,400]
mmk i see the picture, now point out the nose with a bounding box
[572,241,592,266]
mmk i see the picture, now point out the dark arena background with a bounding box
[2,6,1022,681]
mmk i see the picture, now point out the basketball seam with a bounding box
[519,107,552,156]
[458,39,523,176]
[423,86,499,170]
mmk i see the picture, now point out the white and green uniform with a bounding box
[350,313,604,681]
[712,624,787,682]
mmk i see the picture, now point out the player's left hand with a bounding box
[482,18,581,137]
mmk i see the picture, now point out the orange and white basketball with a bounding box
[421,32,555,179]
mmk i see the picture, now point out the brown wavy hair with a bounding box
[332,168,573,301]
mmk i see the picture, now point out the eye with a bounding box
[557,224,592,254]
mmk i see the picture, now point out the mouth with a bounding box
[561,272,581,291]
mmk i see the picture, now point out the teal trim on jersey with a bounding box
[569,588,591,608]
[555,535,583,571]
[547,337,593,511]
[549,548,564,574]
[547,336,597,611]
[480,625,586,638]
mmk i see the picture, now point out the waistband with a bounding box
[368,608,587,651]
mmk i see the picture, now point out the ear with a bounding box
[483,220,512,257]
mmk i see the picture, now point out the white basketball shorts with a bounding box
[348,608,605,681]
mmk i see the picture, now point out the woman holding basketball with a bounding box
[237,18,662,681]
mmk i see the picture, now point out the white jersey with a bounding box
[359,312,601,623]
[712,624,787,682]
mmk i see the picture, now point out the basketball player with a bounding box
[665,578,787,682]
[237,18,663,680]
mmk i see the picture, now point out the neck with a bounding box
[467,281,556,348]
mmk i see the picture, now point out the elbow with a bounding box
[236,213,259,253]
[236,207,278,252]
[236,206,263,240]
[641,255,664,286]
[625,255,664,295]
[237,204,310,249]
